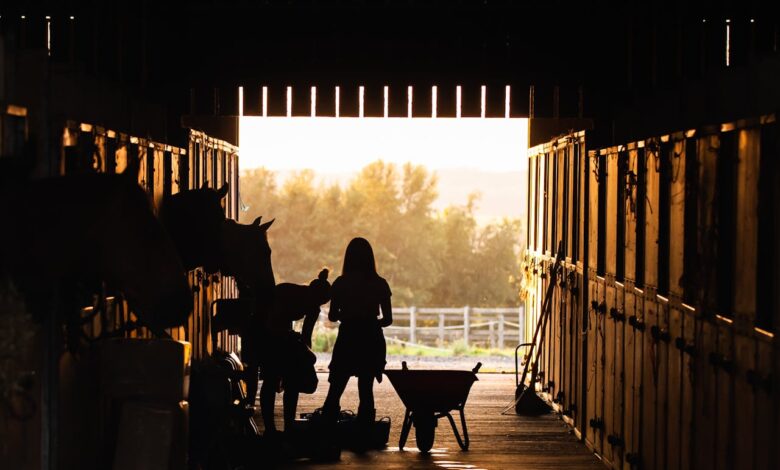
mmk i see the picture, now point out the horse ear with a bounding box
[258,219,274,231]
[252,216,263,226]
[217,183,229,199]
[201,181,209,189]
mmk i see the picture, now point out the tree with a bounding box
[238,161,524,306]
[239,168,279,222]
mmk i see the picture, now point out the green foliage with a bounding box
[240,161,524,307]
[385,343,450,357]
[311,325,338,353]
[450,338,471,356]
[384,341,515,357]
[310,322,517,357]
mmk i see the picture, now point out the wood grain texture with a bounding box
[271,373,606,470]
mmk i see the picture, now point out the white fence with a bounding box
[316,306,525,349]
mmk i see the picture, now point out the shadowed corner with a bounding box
[1,3,778,470]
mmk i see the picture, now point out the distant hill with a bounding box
[433,168,527,223]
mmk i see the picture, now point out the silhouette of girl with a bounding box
[321,237,392,432]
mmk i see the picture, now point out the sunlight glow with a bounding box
[480,86,486,118]
[725,20,731,66]
[240,116,528,224]
[335,86,340,118]
[407,86,413,118]
[286,87,292,117]
[262,87,268,117]
[239,117,528,173]
[46,16,51,56]
[456,86,462,118]
[432,86,438,118]
[384,86,389,118]
[359,86,365,118]
[310,86,316,117]
[505,85,511,118]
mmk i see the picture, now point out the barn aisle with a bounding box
[258,373,604,469]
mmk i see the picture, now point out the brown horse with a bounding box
[159,183,229,272]
[219,216,276,301]
[0,172,192,334]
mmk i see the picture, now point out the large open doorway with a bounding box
[239,108,528,370]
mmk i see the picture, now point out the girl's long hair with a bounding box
[341,237,377,277]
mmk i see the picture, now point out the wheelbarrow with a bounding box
[384,362,481,453]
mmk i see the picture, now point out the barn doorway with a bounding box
[238,86,528,369]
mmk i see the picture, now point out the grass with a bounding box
[311,327,338,353]
[386,339,516,357]
[311,326,516,357]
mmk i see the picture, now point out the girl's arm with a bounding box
[328,296,341,322]
[379,297,393,327]
[301,309,318,348]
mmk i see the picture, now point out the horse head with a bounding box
[96,176,193,331]
[1,173,192,334]
[219,217,276,305]
[160,183,229,272]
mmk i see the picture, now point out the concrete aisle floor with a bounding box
[256,371,605,470]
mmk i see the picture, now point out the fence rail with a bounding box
[315,306,525,349]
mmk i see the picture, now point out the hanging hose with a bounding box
[501,241,564,415]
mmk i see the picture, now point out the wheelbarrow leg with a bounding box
[458,405,470,450]
[443,405,470,451]
[399,409,413,450]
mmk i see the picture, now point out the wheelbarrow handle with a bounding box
[472,362,482,374]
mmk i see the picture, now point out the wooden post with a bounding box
[498,313,505,348]
[489,321,495,348]
[519,305,525,343]
[438,313,445,345]
[409,306,417,344]
[463,306,471,345]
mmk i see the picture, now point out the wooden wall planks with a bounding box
[524,115,778,470]
[61,123,242,360]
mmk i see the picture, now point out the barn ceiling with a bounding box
[5,0,766,88]
[2,0,773,125]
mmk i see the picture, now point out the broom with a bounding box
[513,240,564,415]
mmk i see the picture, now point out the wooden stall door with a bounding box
[691,134,719,469]
[621,147,640,467]
[585,151,605,453]
[575,137,589,436]
[732,128,761,468]
[603,150,618,466]
[640,140,661,470]
[612,286,626,467]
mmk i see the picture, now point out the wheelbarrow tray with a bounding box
[384,370,477,413]
[384,369,478,452]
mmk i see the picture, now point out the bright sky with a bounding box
[238,117,528,173]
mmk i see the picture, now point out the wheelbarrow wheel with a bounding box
[413,413,436,453]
